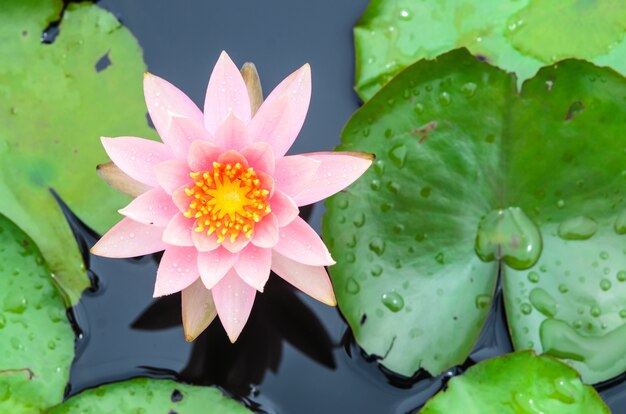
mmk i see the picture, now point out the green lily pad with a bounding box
[47,378,252,414]
[420,351,609,413]
[323,49,626,382]
[354,0,626,101]
[0,214,74,412]
[0,0,156,305]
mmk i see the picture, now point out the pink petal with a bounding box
[251,213,279,248]
[172,186,192,213]
[192,228,221,252]
[182,278,217,341]
[91,217,166,258]
[213,112,252,151]
[273,155,320,199]
[221,235,251,254]
[118,188,178,227]
[256,170,275,198]
[154,246,199,297]
[216,149,249,167]
[163,213,194,247]
[271,251,336,306]
[167,115,214,159]
[101,137,173,187]
[270,190,299,226]
[290,152,373,206]
[233,244,271,291]
[248,64,311,157]
[272,216,335,266]
[212,269,256,342]
[154,159,191,194]
[204,51,252,134]
[197,248,239,289]
[241,142,275,175]
[188,140,223,171]
[144,73,204,149]
[97,162,151,197]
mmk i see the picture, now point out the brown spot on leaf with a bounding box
[0,368,34,380]
[565,101,585,121]
[412,121,437,143]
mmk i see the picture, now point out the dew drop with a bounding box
[373,159,385,175]
[389,144,407,167]
[520,303,532,315]
[461,82,477,97]
[438,92,451,106]
[600,279,612,291]
[381,292,404,312]
[386,181,400,193]
[557,216,598,240]
[4,295,27,314]
[527,271,540,283]
[590,305,601,317]
[368,238,386,256]
[529,288,557,317]
[475,294,491,309]
[420,187,432,198]
[371,265,383,277]
[346,278,360,294]
[435,252,445,264]
[617,270,626,282]
[614,209,626,234]
[353,213,365,228]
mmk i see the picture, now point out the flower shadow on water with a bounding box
[58,193,336,401]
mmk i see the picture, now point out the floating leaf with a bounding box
[0,0,156,304]
[48,378,252,413]
[354,0,626,100]
[0,214,74,412]
[420,351,609,413]
[323,49,626,382]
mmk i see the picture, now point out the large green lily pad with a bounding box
[0,214,74,412]
[420,351,609,413]
[48,378,252,414]
[0,0,156,305]
[354,0,626,100]
[323,49,626,382]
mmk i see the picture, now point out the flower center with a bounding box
[184,162,270,244]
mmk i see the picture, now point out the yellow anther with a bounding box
[183,160,271,245]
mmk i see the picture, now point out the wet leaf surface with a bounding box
[420,351,610,413]
[323,49,626,382]
[0,214,74,412]
[354,0,626,100]
[48,378,251,413]
[0,0,156,304]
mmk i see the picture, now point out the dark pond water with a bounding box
[57,0,626,412]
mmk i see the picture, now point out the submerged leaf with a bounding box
[0,214,74,412]
[0,0,156,304]
[354,0,626,100]
[323,49,626,382]
[420,351,609,413]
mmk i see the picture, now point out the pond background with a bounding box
[59,0,626,412]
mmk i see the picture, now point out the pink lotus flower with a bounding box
[92,51,372,342]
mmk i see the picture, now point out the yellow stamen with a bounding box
[184,162,271,244]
